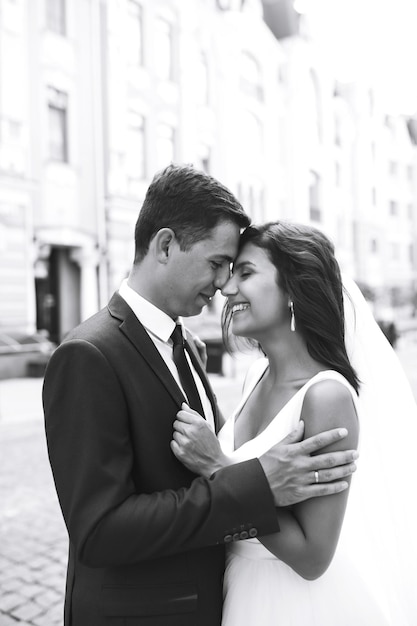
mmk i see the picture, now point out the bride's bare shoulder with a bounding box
[301,377,359,447]
[305,377,356,406]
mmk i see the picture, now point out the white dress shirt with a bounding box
[118,279,215,430]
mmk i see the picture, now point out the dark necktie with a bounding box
[171,324,205,417]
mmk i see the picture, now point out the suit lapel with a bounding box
[108,293,186,408]
[108,293,220,430]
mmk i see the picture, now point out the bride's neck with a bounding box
[262,336,320,385]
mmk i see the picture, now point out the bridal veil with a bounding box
[342,275,417,624]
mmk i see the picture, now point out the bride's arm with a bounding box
[258,380,359,580]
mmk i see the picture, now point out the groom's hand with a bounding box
[258,421,358,507]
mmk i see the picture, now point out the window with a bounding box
[248,185,265,223]
[334,116,341,147]
[309,171,321,222]
[197,144,211,173]
[195,53,209,105]
[241,110,262,158]
[48,87,68,162]
[126,112,146,182]
[308,71,322,143]
[335,162,341,186]
[46,0,66,35]
[371,142,376,160]
[385,116,394,131]
[391,242,399,260]
[155,18,173,81]
[0,117,24,173]
[127,1,143,66]
[369,89,374,114]
[156,123,175,169]
[389,161,398,176]
[336,216,345,247]
[238,182,265,223]
[240,51,263,101]
[389,200,398,216]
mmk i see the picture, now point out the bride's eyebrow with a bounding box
[233,260,255,272]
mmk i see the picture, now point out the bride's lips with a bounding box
[231,303,250,315]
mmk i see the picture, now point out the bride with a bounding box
[171,221,417,625]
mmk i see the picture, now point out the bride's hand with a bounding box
[171,403,231,477]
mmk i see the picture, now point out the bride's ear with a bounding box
[152,228,176,264]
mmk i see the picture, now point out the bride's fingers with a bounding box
[172,430,188,446]
[173,419,185,434]
[175,411,196,424]
[170,439,183,458]
[173,420,195,437]
[176,404,204,422]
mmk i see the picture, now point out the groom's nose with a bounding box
[214,264,232,290]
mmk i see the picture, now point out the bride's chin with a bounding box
[231,323,250,338]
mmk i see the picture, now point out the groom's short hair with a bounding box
[133,163,250,263]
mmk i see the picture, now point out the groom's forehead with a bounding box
[195,223,240,258]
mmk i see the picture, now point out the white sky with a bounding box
[294,0,417,116]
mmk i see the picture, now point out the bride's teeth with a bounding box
[232,303,249,314]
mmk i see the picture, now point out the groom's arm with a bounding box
[43,339,279,568]
[173,408,358,507]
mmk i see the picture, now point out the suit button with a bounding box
[232,533,240,542]
[224,534,233,543]
[248,528,258,538]
[240,531,249,540]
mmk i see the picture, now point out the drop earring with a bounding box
[289,301,296,332]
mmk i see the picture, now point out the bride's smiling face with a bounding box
[222,242,290,341]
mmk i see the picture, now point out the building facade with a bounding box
[0,0,416,369]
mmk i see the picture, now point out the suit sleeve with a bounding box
[43,339,278,568]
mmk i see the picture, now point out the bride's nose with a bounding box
[221,275,238,297]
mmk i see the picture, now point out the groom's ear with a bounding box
[152,228,176,264]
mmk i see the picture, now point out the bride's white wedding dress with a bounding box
[219,362,389,626]
[218,277,417,625]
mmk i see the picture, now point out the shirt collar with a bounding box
[119,279,183,343]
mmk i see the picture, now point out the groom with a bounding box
[43,164,357,626]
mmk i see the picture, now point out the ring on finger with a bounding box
[314,470,319,484]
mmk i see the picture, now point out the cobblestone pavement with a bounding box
[0,420,67,626]
[0,340,416,625]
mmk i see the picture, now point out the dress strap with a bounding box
[299,370,358,404]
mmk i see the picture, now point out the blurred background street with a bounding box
[1,334,417,626]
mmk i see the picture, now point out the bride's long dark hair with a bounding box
[222,221,360,393]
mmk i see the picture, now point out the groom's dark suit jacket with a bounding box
[43,293,278,625]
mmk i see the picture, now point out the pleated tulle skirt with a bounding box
[221,539,392,626]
